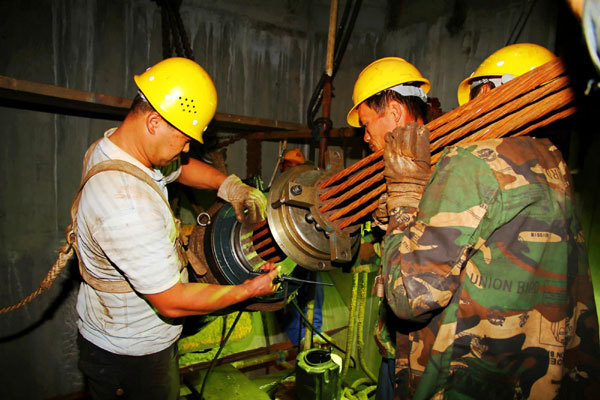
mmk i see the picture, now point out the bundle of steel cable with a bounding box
[317,57,575,230]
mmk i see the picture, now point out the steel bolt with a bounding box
[291,185,303,196]
[305,213,314,223]
[318,262,326,270]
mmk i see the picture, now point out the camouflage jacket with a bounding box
[381,137,599,399]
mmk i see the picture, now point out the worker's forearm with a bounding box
[149,281,257,318]
[177,157,228,189]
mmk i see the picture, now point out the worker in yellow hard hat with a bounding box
[346,56,433,400]
[280,148,306,172]
[347,57,431,153]
[457,43,557,106]
[73,57,279,400]
[369,44,598,400]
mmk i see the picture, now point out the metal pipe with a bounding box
[319,0,338,168]
[231,349,294,370]
[325,0,338,77]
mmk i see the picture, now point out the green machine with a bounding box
[295,348,342,400]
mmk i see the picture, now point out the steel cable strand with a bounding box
[429,76,571,150]
[321,59,572,230]
[319,150,383,189]
[319,171,384,213]
[320,160,384,201]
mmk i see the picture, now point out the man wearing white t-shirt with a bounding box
[74,57,279,399]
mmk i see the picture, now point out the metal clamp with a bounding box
[196,212,211,226]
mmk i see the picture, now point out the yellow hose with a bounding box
[342,272,359,379]
[356,271,377,383]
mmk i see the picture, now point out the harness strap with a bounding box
[68,140,187,293]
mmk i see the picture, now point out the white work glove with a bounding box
[217,174,267,224]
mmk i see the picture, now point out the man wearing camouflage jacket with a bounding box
[382,126,599,398]
[376,47,599,398]
[346,57,433,399]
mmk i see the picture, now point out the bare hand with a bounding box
[245,262,280,297]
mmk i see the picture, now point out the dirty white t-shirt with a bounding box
[76,128,184,355]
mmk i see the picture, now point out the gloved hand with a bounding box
[217,174,267,224]
[372,192,389,230]
[383,122,431,212]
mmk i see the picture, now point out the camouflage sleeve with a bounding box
[382,147,501,322]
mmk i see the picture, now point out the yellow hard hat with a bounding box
[134,57,217,143]
[282,149,306,164]
[457,43,556,106]
[346,57,430,127]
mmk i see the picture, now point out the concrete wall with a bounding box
[0,0,567,398]
[0,1,386,398]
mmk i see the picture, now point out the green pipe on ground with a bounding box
[231,349,292,370]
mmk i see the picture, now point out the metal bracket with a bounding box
[324,149,344,173]
[283,182,316,208]
[329,231,352,262]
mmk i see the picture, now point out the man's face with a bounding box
[153,119,191,167]
[358,102,415,152]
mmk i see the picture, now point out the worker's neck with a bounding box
[109,114,153,168]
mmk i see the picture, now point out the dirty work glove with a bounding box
[383,122,431,212]
[372,192,389,230]
[217,174,267,224]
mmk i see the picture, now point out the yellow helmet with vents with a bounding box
[134,57,217,143]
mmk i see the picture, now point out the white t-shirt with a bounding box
[76,128,184,355]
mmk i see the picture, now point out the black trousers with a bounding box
[77,334,179,400]
[375,357,395,400]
